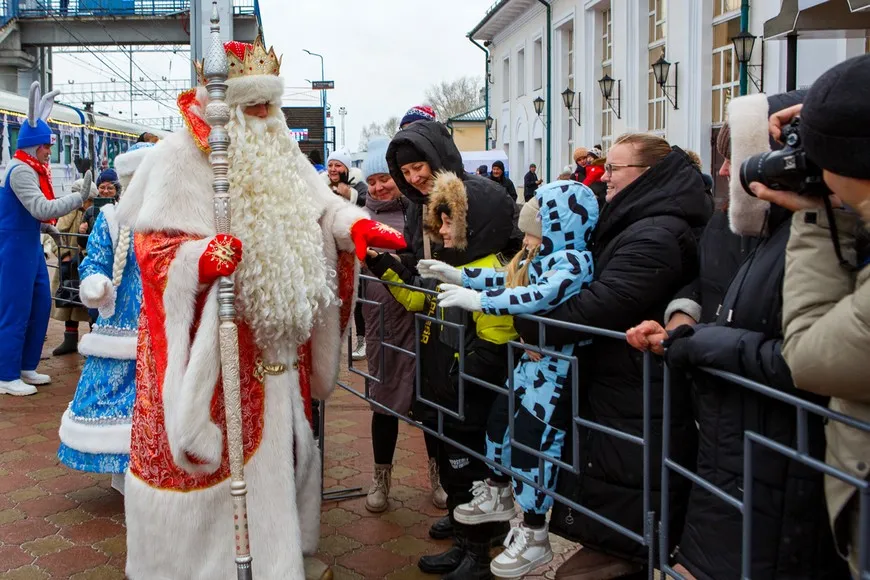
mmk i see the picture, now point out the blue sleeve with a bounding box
[479,251,594,316]
[462,267,505,290]
[78,212,114,281]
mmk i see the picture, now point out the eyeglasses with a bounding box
[604,163,649,175]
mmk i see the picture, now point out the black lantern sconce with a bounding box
[651,51,679,110]
[533,96,548,128]
[731,30,763,93]
[485,115,497,146]
[562,87,581,126]
[598,74,621,119]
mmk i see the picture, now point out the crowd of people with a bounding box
[0,43,867,580]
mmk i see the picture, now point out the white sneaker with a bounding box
[454,479,517,524]
[20,370,51,385]
[351,337,366,361]
[0,379,38,396]
[490,524,553,579]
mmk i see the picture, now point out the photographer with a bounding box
[629,90,847,580]
[752,54,870,580]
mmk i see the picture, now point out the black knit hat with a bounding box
[393,141,427,168]
[800,54,870,180]
[492,160,505,171]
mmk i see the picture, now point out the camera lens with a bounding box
[739,151,770,197]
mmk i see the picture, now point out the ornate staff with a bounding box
[202,3,253,579]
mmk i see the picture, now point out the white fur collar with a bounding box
[727,93,772,236]
[129,129,215,237]
[114,146,152,180]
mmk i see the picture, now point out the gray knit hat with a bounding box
[518,197,541,238]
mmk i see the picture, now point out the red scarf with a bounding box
[14,150,56,225]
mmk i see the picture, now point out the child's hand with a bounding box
[436,284,482,312]
[418,259,463,285]
[520,339,543,362]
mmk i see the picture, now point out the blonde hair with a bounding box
[504,245,540,289]
[111,226,131,287]
[613,133,672,168]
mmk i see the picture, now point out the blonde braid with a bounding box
[112,226,132,287]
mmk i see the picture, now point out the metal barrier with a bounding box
[45,231,89,309]
[325,273,870,579]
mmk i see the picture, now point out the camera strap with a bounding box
[822,196,857,273]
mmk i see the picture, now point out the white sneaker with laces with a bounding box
[454,479,516,525]
[0,379,38,396]
[20,370,51,385]
[352,337,366,361]
[490,523,553,579]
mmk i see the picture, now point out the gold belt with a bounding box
[253,358,297,383]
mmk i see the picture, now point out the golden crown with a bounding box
[195,37,282,84]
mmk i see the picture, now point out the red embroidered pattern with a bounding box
[337,250,356,333]
[296,341,313,426]
[130,232,265,491]
[177,89,211,153]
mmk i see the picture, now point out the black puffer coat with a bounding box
[514,146,712,562]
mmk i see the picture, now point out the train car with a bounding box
[0,88,168,195]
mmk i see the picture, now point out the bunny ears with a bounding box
[27,82,60,128]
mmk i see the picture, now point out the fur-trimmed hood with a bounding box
[386,121,465,204]
[727,90,806,236]
[422,171,514,266]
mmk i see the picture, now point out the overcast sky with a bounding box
[52,0,495,152]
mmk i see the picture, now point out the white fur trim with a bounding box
[161,239,224,474]
[728,94,772,236]
[125,365,312,580]
[328,202,368,253]
[114,146,152,178]
[225,75,284,107]
[58,408,131,455]
[664,298,702,325]
[78,331,137,360]
[79,274,114,312]
[130,130,216,236]
[100,204,120,250]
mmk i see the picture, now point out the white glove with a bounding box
[437,284,483,312]
[418,259,463,285]
[79,274,114,309]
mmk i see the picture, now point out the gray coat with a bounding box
[362,195,416,415]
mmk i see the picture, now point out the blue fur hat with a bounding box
[362,136,391,180]
[17,119,54,149]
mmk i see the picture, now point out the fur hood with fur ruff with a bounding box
[422,171,514,266]
[727,90,806,236]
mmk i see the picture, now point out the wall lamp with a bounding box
[731,30,763,92]
[562,87,581,126]
[598,74,621,119]
[651,51,679,110]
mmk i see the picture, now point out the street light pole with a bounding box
[303,49,327,159]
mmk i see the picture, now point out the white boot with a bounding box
[428,457,447,509]
[20,370,51,385]
[0,379,37,396]
[453,479,517,524]
[490,523,553,579]
[365,464,392,513]
[111,473,126,495]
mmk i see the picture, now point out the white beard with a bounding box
[226,108,334,352]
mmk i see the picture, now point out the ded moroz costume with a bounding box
[118,37,405,580]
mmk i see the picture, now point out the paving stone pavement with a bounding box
[0,321,580,579]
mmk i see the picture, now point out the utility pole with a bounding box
[128,46,134,122]
[338,106,346,149]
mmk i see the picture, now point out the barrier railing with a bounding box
[325,273,870,579]
[45,231,89,309]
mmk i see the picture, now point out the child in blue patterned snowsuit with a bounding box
[419,180,598,578]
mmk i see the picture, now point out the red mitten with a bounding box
[350,218,407,261]
[199,234,243,285]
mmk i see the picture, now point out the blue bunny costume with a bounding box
[460,180,598,516]
[0,82,86,394]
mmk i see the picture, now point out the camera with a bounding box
[739,118,829,197]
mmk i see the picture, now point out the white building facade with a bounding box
[470,0,870,184]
